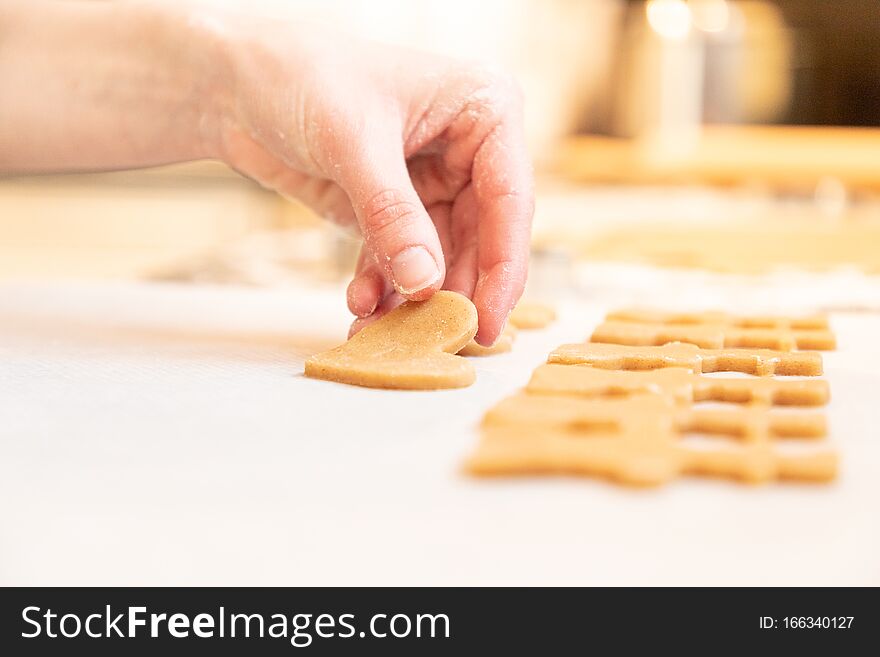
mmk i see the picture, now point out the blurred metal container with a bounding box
[609,0,793,144]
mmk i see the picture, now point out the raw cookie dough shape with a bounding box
[527,364,830,406]
[591,320,836,351]
[468,393,836,485]
[467,425,838,486]
[467,307,837,487]
[548,342,823,376]
[483,393,827,440]
[459,324,517,357]
[305,291,478,389]
[607,309,830,330]
[509,301,556,329]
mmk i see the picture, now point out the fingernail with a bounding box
[389,246,440,295]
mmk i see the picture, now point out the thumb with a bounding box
[335,135,445,300]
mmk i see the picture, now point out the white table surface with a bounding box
[1,279,878,586]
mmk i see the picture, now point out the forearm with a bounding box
[0,2,532,340]
[0,0,221,174]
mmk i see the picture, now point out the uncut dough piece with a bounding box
[304,291,478,390]
[607,309,829,330]
[459,325,517,357]
[509,301,556,329]
[527,364,830,406]
[548,342,823,376]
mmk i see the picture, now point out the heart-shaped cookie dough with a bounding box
[305,291,478,389]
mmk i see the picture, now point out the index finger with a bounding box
[471,116,535,346]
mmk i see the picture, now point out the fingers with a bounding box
[471,119,534,346]
[330,69,531,347]
[444,238,478,299]
[348,291,404,338]
[443,184,479,299]
[346,246,386,318]
[348,201,452,327]
[407,69,533,345]
[334,128,446,301]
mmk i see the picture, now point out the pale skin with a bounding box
[0,0,534,346]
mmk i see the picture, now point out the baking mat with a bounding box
[1,279,878,585]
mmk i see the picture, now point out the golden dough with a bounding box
[459,325,517,357]
[468,393,835,486]
[548,342,824,376]
[686,405,826,440]
[483,393,826,440]
[607,309,829,330]
[591,320,836,351]
[466,306,837,487]
[527,364,830,406]
[467,425,838,486]
[483,393,675,434]
[304,291,478,389]
[509,301,556,329]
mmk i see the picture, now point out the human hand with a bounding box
[201,16,534,345]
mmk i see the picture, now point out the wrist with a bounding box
[163,2,237,161]
[132,1,229,162]
[176,6,318,167]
